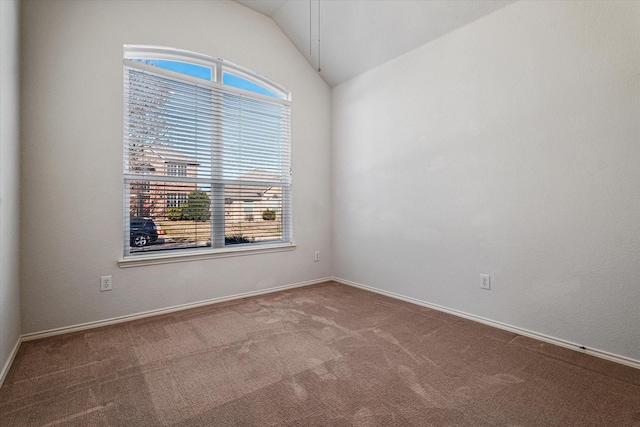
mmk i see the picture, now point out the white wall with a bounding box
[0,0,22,380]
[332,1,640,361]
[20,0,332,334]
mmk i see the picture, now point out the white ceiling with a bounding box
[234,0,515,87]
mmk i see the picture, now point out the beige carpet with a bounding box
[1,281,639,426]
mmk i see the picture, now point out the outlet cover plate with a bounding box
[480,274,491,290]
[101,275,113,292]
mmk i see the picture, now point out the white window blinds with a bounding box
[123,52,291,256]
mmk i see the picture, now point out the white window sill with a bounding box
[119,243,296,268]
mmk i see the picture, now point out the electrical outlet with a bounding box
[480,274,491,290]
[314,251,320,262]
[100,275,112,292]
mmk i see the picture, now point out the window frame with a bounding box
[120,45,294,267]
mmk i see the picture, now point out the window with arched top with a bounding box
[122,45,292,262]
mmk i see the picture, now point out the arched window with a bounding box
[123,45,292,259]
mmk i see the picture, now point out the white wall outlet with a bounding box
[100,275,113,292]
[480,274,491,290]
[314,251,320,262]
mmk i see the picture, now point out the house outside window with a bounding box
[123,45,292,259]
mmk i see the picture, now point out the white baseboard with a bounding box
[0,336,22,388]
[332,277,640,370]
[22,277,332,342]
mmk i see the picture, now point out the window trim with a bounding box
[122,45,293,264]
[118,242,296,268]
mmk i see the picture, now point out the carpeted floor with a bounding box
[1,281,639,426]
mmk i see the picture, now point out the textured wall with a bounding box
[332,1,640,361]
[20,0,332,333]
[0,0,22,380]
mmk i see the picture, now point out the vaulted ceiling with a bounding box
[234,0,515,87]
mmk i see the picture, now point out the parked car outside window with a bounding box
[130,217,159,247]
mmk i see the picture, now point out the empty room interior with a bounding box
[1,0,639,425]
